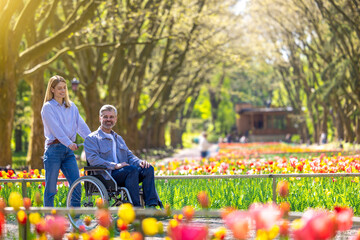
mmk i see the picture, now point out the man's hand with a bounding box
[68,143,78,151]
[140,160,151,168]
[115,162,129,169]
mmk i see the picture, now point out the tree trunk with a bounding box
[14,125,22,152]
[26,72,45,170]
[0,73,17,166]
[356,117,360,144]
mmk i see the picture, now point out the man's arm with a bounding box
[127,149,152,168]
[84,136,117,170]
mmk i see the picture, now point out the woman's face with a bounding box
[51,81,67,99]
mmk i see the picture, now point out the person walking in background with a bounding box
[41,75,91,208]
[199,132,211,158]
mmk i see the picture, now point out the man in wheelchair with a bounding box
[84,105,158,208]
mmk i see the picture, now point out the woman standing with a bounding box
[41,75,91,207]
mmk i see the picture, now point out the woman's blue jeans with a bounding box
[43,143,81,207]
[111,165,158,207]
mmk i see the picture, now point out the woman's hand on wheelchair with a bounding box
[140,160,151,168]
[115,162,129,169]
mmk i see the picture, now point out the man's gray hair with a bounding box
[99,105,117,116]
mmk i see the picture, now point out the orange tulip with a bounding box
[276,180,289,198]
[197,191,210,208]
[23,197,31,210]
[96,209,112,228]
[182,206,195,221]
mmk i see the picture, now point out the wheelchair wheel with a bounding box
[66,176,109,230]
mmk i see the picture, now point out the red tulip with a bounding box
[0,212,5,236]
[35,220,46,235]
[279,219,290,237]
[334,206,353,231]
[296,209,337,240]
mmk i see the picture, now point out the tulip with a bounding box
[0,198,6,212]
[0,212,5,236]
[197,191,210,208]
[334,206,353,231]
[17,210,27,225]
[35,220,46,235]
[170,223,208,240]
[224,211,250,240]
[84,215,92,226]
[29,213,42,225]
[131,232,143,240]
[118,203,135,224]
[279,219,290,237]
[213,227,226,240]
[117,218,128,231]
[9,192,23,211]
[45,215,68,240]
[23,197,31,210]
[158,221,164,234]
[35,191,42,206]
[182,206,195,221]
[142,218,158,236]
[220,207,236,219]
[276,180,289,198]
[96,208,112,228]
[249,203,282,230]
[279,202,290,217]
[91,225,109,240]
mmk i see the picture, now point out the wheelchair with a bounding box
[66,164,163,230]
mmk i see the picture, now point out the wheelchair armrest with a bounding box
[84,166,108,171]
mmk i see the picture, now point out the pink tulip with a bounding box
[334,206,353,231]
[224,211,251,240]
[45,215,68,240]
[170,223,208,240]
[249,203,282,230]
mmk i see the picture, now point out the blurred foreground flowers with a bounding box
[0,189,358,240]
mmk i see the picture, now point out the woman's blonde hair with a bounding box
[43,75,71,108]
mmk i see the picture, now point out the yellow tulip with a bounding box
[92,226,109,239]
[120,230,131,240]
[142,218,158,236]
[354,177,359,183]
[29,213,42,225]
[34,169,39,176]
[9,192,23,211]
[118,203,135,224]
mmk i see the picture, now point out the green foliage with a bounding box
[192,88,212,120]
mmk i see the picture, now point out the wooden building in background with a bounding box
[236,103,297,142]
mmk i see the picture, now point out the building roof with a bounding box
[238,107,293,114]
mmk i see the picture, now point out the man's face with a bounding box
[100,110,117,130]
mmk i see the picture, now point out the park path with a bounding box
[160,143,218,164]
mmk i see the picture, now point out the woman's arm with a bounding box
[74,104,91,139]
